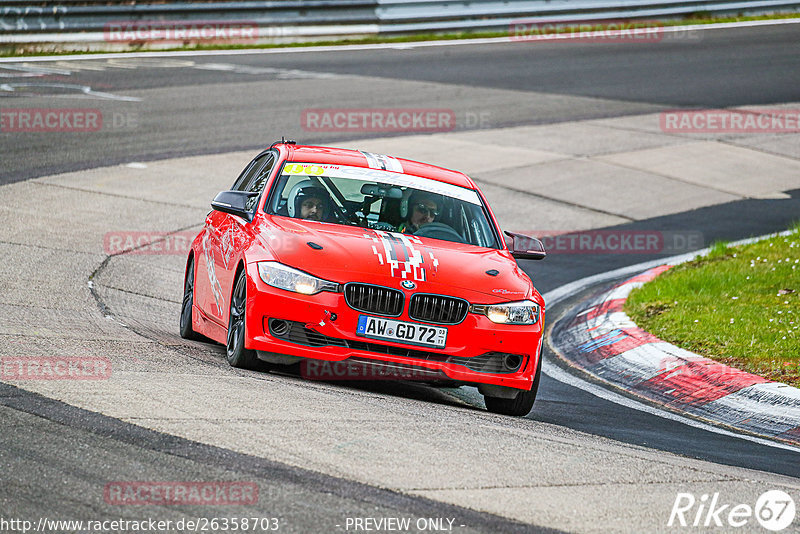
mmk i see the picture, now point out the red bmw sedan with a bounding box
[181,141,546,416]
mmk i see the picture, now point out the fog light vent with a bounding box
[269,318,290,337]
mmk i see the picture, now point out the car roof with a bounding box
[278,144,477,190]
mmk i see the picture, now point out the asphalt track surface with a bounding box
[2,23,800,532]
[2,24,800,185]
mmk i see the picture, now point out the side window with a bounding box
[269,175,305,215]
[244,155,275,211]
[232,154,269,192]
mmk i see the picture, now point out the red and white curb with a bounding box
[549,263,800,447]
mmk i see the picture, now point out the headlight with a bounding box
[257,262,339,295]
[471,300,540,325]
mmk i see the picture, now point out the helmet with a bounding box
[287,179,332,218]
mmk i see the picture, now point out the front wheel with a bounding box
[483,352,542,416]
[226,269,258,369]
[484,388,537,417]
[179,257,200,340]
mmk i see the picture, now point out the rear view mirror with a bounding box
[504,231,546,260]
[211,190,259,222]
[360,183,403,199]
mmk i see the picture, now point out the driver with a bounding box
[290,183,332,222]
[399,192,439,234]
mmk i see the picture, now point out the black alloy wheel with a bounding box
[179,257,200,340]
[226,269,258,369]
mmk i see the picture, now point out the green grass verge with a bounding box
[625,225,800,387]
[2,11,799,57]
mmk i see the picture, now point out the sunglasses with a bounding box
[413,203,439,217]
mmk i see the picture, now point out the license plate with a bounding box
[356,315,447,349]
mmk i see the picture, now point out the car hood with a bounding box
[254,216,534,302]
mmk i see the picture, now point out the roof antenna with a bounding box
[271,137,296,148]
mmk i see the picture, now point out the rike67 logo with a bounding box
[669,490,796,531]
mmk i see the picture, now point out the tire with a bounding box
[226,269,258,369]
[179,256,201,340]
[483,352,542,417]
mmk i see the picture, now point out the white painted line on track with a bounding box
[2,18,799,63]
[543,360,800,453]
[0,82,141,101]
[542,230,800,454]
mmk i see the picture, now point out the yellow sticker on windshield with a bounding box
[283,163,325,176]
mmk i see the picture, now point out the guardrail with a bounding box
[377,0,800,31]
[0,2,378,32]
[1,0,799,47]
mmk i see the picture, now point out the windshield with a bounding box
[266,162,500,249]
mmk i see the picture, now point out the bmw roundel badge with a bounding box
[401,280,416,290]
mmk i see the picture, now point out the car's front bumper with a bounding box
[244,263,544,390]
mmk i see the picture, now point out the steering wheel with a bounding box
[412,222,465,243]
[332,202,365,227]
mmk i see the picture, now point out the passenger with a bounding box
[399,192,439,234]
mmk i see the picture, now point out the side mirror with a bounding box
[504,231,546,260]
[211,190,259,222]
